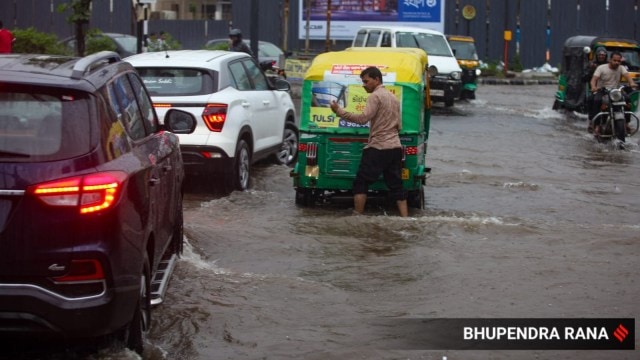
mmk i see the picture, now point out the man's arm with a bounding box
[590,73,600,92]
[330,95,379,125]
[624,72,636,89]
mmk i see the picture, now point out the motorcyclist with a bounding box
[585,47,609,132]
[589,51,637,135]
[228,28,254,57]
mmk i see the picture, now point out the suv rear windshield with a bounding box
[0,85,91,161]
[136,68,216,96]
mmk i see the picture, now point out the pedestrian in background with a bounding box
[0,20,15,54]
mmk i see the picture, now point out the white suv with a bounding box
[126,50,298,190]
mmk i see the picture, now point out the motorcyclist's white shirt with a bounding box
[594,64,629,89]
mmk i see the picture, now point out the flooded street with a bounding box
[144,84,640,360]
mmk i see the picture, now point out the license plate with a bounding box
[402,168,409,180]
[430,89,444,96]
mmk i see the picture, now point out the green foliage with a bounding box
[510,53,524,72]
[57,0,92,25]
[203,42,229,51]
[11,27,70,55]
[162,32,182,50]
[147,32,182,51]
[481,60,501,77]
[85,29,117,54]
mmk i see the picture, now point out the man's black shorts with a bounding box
[353,147,406,201]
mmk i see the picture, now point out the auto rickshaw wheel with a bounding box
[295,188,315,207]
[407,186,425,209]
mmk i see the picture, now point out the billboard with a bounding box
[298,0,446,40]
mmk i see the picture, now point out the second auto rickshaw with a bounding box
[553,35,640,113]
[291,48,431,209]
[447,34,481,100]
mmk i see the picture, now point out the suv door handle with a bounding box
[262,100,270,106]
[242,101,250,107]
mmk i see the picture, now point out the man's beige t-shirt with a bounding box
[335,85,401,150]
[593,63,629,89]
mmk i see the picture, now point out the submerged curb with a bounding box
[479,77,558,85]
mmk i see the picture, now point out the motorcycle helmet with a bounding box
[229,28,242,37]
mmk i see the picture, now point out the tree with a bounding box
[57,0,92,56]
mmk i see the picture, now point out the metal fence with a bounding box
[2,0,640,69]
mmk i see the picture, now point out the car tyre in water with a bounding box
[273,123,299,166]
[232,139,251,191]
[445,98,454,107]
[118,254,151,355]
[407,185,425,209]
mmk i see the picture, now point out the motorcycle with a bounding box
[591,85,639,143]
[260,60,287,81]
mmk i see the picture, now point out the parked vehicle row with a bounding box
[125,50,298,191]
[0,48,298,354]
[553,35,640,145]
[0,51,196,354]
[351,25,463,107]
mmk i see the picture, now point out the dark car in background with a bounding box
[0,51,196,354]
[204,38,288,69]
[60,32,138,57]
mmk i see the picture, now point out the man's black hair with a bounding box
[360,66,383,83]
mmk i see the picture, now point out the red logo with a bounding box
[613,324,629,343]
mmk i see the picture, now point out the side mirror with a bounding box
[273,78,291,92]
[163,109,197,134]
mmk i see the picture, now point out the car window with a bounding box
[365,30,381,47]
[413,33,454,57]
[397,32,419,47]
[381,32,391,47]
[113,35,137,54]
[128,73,158,133]
[257,42,283,57]
[0,85,91,161]
[354,30,367,46]
[107,75,147,140]
[243,59,269,90]
[229,61,252,90]
[449,41,478,60]
[136,68,215,96]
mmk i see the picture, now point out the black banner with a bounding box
[371,318,635,350]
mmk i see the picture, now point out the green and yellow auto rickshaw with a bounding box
[553,35,640,113]
[447,34,481,100]
[291,47,431,209]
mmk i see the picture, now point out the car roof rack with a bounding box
[71,51,121,80]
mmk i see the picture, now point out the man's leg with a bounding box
[354,193,367,215]
[396,199,408,217]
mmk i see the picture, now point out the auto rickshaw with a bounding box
[446,34,481,100]
[553,35,640,113]
[291,47,431,209]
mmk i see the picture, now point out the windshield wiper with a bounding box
[0,150,31,158]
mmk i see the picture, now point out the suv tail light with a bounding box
[53,259,105,282]
[202,104,227,132]
[29,171,127,214]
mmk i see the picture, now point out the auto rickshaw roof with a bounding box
[446,34,476,42]
[304,48,427,83]
[563,35,639,49]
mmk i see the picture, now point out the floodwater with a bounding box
[10,84,640,359]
